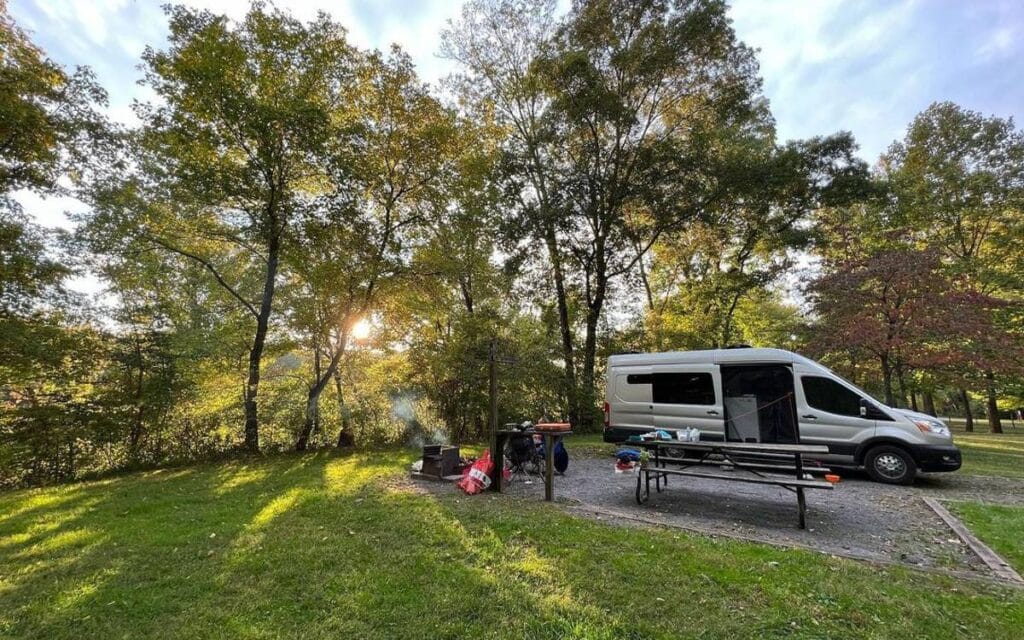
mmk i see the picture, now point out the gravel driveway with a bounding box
[496,454,1024,576]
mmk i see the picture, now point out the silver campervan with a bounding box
[603,347,961,484]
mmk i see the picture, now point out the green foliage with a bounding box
[445,0,773,427]
[643,133,867,351]
[808,103,1024,418]
[884,102,1024,295]
[0,0,108,196]
[3,0,1024,484]
[0,1,114,486]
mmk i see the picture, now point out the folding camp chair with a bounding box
[504,430,542,481]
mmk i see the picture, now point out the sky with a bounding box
[8,0,1024,248]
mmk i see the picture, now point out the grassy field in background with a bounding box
[1,450,1022,640]
[946,421,1024,479]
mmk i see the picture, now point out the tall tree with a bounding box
[0,0,108,199]
[287,48,456,450]
[444,0,765,427]
[396,113,517,441]
[0,0,112,486]
[807,245,1010,407]
[98,4,357,452]
[883,102,1024,431]
[645,133,867,349]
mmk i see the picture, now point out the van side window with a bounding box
[652,372,715,405]
[801,376,861,417]
[626,374,653,384]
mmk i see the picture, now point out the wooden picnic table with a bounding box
[629,439,834,529]
[491,428,572,501]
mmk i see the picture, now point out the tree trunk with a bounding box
[542,221,578,425]
[243,231,280,453]
[334,367,354,448]
[580,308,600,430]
[880,356,894,407]
[635,245,655,311]
[910,392,919,413]
[298,349,344,451]
[985,370,1002,434]
[720,291,743,348]
[578,260,608,431]
[894,360,908,409]
[959,388,973,432]
[128,338,146,458]
[296,348,324,452]
[295,394,319,451]
[922,392,936,416]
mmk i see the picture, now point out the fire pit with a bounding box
[419,444,461,479]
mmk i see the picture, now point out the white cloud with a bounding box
[728,0,1024,161]
[976,25,1017,61]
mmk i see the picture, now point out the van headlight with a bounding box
[913,419,950,437]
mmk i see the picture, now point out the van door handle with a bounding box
[706,410,719,415]
[802,414,818,420]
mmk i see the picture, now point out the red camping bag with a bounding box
[457,449,495,495]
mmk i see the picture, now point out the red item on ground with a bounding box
[457,449,495,495]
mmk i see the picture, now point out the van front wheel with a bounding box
[865,445,917,485]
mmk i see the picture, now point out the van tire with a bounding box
[865,445,917,485]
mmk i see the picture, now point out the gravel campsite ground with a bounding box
[496,455,1024,576]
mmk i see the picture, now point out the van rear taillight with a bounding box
[603,401,610,428]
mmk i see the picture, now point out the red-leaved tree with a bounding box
[807,247,1016,410]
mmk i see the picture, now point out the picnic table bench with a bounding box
[630,439,834,529]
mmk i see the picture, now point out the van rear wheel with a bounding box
[866,445,917,485]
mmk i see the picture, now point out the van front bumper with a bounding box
[912,445,962,472]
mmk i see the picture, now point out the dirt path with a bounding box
[491,456,1024,577]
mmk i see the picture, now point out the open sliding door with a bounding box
[649,364,724,439]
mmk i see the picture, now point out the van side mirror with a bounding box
[859,398,868,417]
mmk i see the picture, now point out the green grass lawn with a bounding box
[947,422,1024,479]
[948,502,1024,576]
[1,451,1022,639]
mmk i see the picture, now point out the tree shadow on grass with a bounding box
[0,456,298,638]
[2,450,1022,639]
[1,450,637,639]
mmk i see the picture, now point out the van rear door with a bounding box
[650,364,724,438]
[609,366,654,432]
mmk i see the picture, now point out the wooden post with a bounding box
[544,434,555,501]
[488,339,501,492]
[488,339,498,438]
